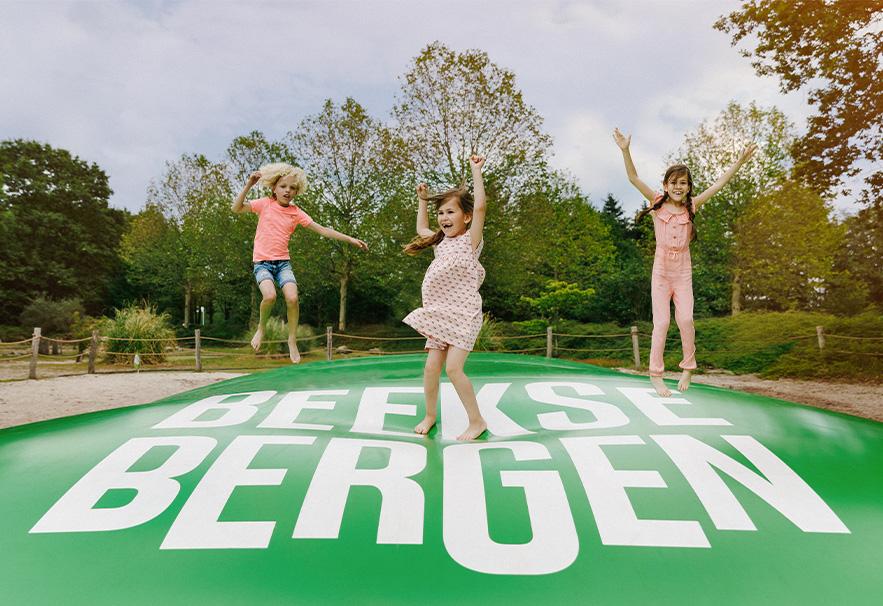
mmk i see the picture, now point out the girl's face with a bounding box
[663,173,691,204]
[273,175,299,205]
[437,197,471,237]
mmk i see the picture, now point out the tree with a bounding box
[393,41,552,200]
[0,139,127,324]
[733,181,841,311]
[288,98,409,330]
[482,171,617,320]
[594,194,651,323]
[715,1,883,204]
[146,153,250,328]
[119,205,186,320]
[671,101,796,315]
[830,203,883,311]
[521,280,595,323]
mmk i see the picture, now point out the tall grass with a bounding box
[101,305,176,364]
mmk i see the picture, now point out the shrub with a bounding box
[101,305,176,364]
[19,296,85,337]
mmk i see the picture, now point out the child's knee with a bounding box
[284,293,298,306]
[675,313,693,330]
[445,362,465,379]
[262,291,277,304]
[425,358,444,375]
[653,318,670,331]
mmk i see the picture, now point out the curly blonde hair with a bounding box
[258,162,308,197]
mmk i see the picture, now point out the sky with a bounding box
[2,0,854,216]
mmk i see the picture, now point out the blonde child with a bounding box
[403,155,488,441]
[613,128,756,396]
[232,163,368,363]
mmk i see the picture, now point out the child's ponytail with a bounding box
[404,230,446,254]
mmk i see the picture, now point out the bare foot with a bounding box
[251,328,263,352]
[650,376,671,397]
[415,415,436,435]
[457,419,487,441]
[678,370,692,392]
[288,336,301,364]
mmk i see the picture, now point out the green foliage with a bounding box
[473,314,501,352]
[0,325,30,342]
[19,296,85,336]
[716,1,883,204]
[672,101,796,315]
[290,97,407,330]
[393,41,552,198]
[734,181,841,310]
[833,203,883,309]
[100,305,176,364]
[0,139,128,323]
[692,312,883,381]
[521,280,595,322]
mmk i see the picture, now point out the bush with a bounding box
[474,314,501,352]
[19,296,85,337]
[101,305,176,364]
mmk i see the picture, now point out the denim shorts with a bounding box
[253,260,297,288]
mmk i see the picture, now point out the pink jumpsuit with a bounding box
[649,204,696,377]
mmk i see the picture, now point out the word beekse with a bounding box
[31,382,849,575]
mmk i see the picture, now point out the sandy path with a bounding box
[1,369,881,430]
[617,368,883,424]
[0,372,244,429]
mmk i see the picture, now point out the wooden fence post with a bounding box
[29,327,40,380]
[546,326,553,358]
[195,329,202,372]
[326,325,333,361]
[631,326,641,370]
[87,330,99,374]
[816,326,826,352]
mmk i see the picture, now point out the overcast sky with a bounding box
[4,0,852,216]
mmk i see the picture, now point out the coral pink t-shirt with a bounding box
[249,197,313,261]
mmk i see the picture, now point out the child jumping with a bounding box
[232,163,368,363]
[403,155,488,441]
[614,128,756,396]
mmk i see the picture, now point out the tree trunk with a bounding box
[338,273,348,332]
[731,271,742,316]
[184,282,192,327]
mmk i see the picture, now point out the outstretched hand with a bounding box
[416,182,429,201]
[470,154,485,170]
[739,143,758,165]
[613,128,631,150]
[246,171,261,186]
[350,237,369,251]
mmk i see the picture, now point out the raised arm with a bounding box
[415,183,436,238]
[469,154,486,251]
[232,171,261,213]
[304,221,368,251]
[692,143,757,209]
[613,128,656,203]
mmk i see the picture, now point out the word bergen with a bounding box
[31,382,849,575]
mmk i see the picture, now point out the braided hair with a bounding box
[403,185,475,255]
[634,164,697,242]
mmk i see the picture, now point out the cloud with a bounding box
[0,0,857,216]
